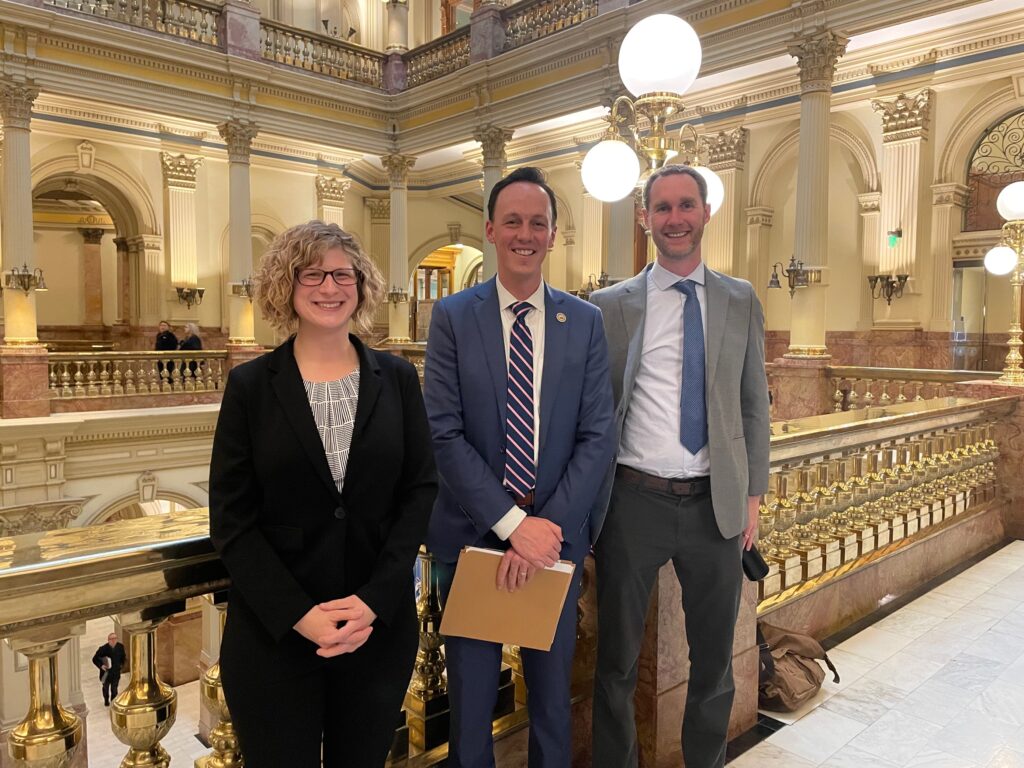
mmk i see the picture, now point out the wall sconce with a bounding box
[767,256,820,297]
[577,271,610,301]
[5,264,47,294]
[175,286,205,309]
[387,285,409,306]
[867,273,909,305]
[231,276,254,302]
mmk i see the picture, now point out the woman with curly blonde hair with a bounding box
[209,220,436,767]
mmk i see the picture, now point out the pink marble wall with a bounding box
[766,359,833,420]
[766,330,965,369]
[0,348,51,418]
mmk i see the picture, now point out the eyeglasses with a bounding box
[295,268,361,287]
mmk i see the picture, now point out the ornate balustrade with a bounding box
[380,343,426,383]
[48,350,226,400]
[404,27,471,88]
[826,365,1000,412]
[260,21,385,87]
[45,0,221,46]
[503,0,598,51]
[758,395,1017,615]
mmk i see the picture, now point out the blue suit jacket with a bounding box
[423,277,616,564]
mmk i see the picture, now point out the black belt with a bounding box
[616,465,710,496]
[511,490,534,508]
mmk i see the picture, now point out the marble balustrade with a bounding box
[48,351,226,400]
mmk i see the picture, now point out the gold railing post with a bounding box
[405,548,449,753]
[112,605,182,768]
[196,598,242,768]
[6,626,84,768]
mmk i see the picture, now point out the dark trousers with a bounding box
[438,545,585,768]
[102,672,120,704]
[592,476,743,768]
[220,617,417,768]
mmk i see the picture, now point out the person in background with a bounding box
[92,632,126,707]
[209,220,436,768]
[155,320,178,376]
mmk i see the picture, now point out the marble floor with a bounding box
[729,539,1024,768]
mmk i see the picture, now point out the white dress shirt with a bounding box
[492,278,545,539]
[618,261,711,478]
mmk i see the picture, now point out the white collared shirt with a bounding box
[618,261,711,478]
[492,277,546,539]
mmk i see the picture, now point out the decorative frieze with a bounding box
[217,119,259,163]
[160,152,204,188]
[787,31,849,94]
[0,500,83,536]
[872,90,932,142]
[746,206,774,227]
[315,175,351,205]
[366,198,391,221]
[932,182,971,209]
[0,82,39,130]
[696,96,748,119]
[474,125,514,166]
[701,127,748,171]
[858,192,882,214]
[382,153,416,186]
[77,141,95,171]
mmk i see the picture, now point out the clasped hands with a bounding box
[496,516,563,593]
[293,595,376,657]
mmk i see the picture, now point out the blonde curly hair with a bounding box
[254,220,385,335]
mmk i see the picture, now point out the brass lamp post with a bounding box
[983,181,1024,386]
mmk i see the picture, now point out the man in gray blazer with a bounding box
[589,164,770,768]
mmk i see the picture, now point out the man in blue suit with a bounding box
[424,166,615,768]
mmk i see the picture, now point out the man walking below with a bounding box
[92,632,127,706]
[590,164,770,768]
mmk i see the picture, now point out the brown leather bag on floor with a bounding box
[757,621,840,712]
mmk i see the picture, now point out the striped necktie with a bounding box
[503,301,536,499]
[675,280,708,454]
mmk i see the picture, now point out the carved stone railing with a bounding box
[827,366,1001,412]
[502,0,598,51]
[48,351,227,399]
[260,20,385,88]
[45,0,221,47]
[404,27,471,88]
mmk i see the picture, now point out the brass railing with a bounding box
[260,20,385,87]
[503,0,598,51]
[405,27,471,88]
[45,0,221,46]
[757,395,1017,604]
[827,366,1001,412]
[47,350,227,398]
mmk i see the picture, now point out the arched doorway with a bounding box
[409,244,483,341]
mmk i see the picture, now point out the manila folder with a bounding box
[439,547,575,651]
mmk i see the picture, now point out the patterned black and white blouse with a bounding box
[303,370,360,493]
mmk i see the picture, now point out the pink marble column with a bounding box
[767,357,834,420]
[0,345,51,418]
[79,228,104,327]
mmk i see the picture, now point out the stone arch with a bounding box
[218,213,286,335]
[408,232,484,273]
[81,488,205,527]
[31,156,159,237]
[937,83,1020,185]
[750,123,878,208]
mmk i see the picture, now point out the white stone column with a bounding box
[382,154,415,344]
[745,206,774,309]
[366,198,391,330]
[384,0,409,52]
[474,125,514,280]
[217,119,259,347]
[316,174,350,228]
[700,127,748,277]
[858,192,882,331]
[870,89,933,328]
[929,183,970,333]
[577,192,605,293]
[126,235,165,326]
[785,30,848,357]
[160,152,204,305]
[1,82,41,346]
[607,194,637,281]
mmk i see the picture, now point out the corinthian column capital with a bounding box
[316,174,351,205]
[382,154,416,186]
[0,82,39,130]
[700,127,748,171]
[160,152,204,188]
[473,125,514,166]
[871,89,932,142]
[217,119,259,163]
[787,30,849,94]
[366,197,391,221]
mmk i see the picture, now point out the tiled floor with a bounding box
[79,619,208,766]
[729,540,1024,768]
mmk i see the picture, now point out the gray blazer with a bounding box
[590,263,770,540]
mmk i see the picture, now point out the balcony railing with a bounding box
[48,350,226,400]
[45,0,221,47]
[405,27,471,88]
[826,366,1001,412]
[260,20,385,88]
[503,0,598,51]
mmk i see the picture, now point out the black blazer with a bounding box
[209,335,436,672]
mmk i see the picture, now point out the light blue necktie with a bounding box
[675,280,708,454]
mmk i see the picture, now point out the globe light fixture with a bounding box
[580,14,723,210]
[984,182,1024,386]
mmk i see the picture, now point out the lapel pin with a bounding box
[556,312,567,323]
